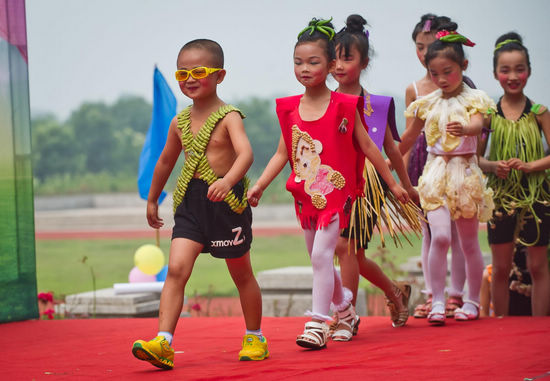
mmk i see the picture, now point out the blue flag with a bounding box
[137,67,177,204]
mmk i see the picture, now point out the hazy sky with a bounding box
[26,0,549,120]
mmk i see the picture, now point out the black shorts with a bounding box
[340,175,387,249]
[487,202,550,247]
[172,178,252,258]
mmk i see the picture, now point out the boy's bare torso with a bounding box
[175,107,238,178]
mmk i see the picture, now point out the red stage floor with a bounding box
[2,316,549,380]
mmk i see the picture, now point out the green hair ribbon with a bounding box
[298,17,335,41]
[494,39,521,52]
[436,30,475,47]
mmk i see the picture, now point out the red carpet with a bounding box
[2,316,548,380]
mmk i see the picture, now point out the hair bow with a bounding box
[298,17,335,40]
[494,39,521,52]
[435,30,475,47]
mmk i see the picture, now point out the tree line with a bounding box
[31,93,406,195]
[31,95,282,194]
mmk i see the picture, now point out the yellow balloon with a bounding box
[134,244,165,275]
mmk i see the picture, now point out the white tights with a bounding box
[421,220,466,297]
[427,207,483,309]
[304,214,349,321]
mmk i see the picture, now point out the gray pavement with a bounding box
[34,193,298,232]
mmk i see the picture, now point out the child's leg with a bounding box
[357,248,410,327]
[228,252,269,361]
[356,249,402,304]
[304,214,344,320]
[526,246,550,316]
[449,221,466,297]
[454,217,484,314]
[479,266,492,317]
[426,207,452,310]
[132,238,201,369]
[226,251,262,330]
[334,236,360,306]
[158,238,202,335]
[490,242,514,316]
[420,219,432,294]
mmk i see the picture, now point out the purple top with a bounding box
[364,94,400,151]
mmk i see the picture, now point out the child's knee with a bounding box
[430,232,451,249]
[492,263,512,280]
[233,269,257,288]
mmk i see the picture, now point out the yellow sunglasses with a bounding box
[175,67,222,81]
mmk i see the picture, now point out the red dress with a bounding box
[276,91,367,229]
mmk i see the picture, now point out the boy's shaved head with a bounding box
[178,39,224,68]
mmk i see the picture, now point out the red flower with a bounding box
[37,292,53,302]
[43,309,55,320]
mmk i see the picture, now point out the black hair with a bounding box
[296,18,336,61]
[424,21,466,67]
[411,14,451,42]
[178,39,224,68]
[493,32,531,74]
[335,14,370,64]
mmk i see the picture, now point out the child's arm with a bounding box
[147,117,182,228]
[247,134,288,207]
[508,109,550,172]
[353,111,409,203]
[207,111,254,202]
[401,85,417,170]
[446,112,484,137]
[397,116,424,156]
[383,127,420,204]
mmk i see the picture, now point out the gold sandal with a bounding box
[385,282,411,328]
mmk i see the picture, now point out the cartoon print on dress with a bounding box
[291,125,346,210]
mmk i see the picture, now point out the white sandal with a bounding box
[427,301,446,325]
[454,300,480,321]
[296,321,329,349]
[331,304,358,342]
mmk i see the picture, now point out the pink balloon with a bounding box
[129,266,157,283]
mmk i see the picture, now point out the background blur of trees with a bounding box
[31,94,404,198]
[31,95,284,196]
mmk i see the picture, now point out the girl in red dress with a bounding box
[248,17,408,349]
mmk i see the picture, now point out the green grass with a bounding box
[36,232,491,299]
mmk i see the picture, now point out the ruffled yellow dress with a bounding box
[405,85,496,222]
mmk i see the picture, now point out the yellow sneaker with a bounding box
[238,334,269,361]
[132,336,174,370]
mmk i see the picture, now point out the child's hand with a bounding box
[247,184,264,207]
[405,186,420,206]
[390,183,410,204]
[146,201,164,229]
[507,158,533,173]
[494,160,511,178]
[446,121,465,136]
[207,178,231,202]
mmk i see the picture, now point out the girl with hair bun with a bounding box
[479,32,550,316]
[330,14,421,334]
[248,17,409,349]
[399,22,496,325]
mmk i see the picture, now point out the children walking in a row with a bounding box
[131,14,549,371]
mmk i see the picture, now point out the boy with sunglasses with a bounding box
[131,39,268,370]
